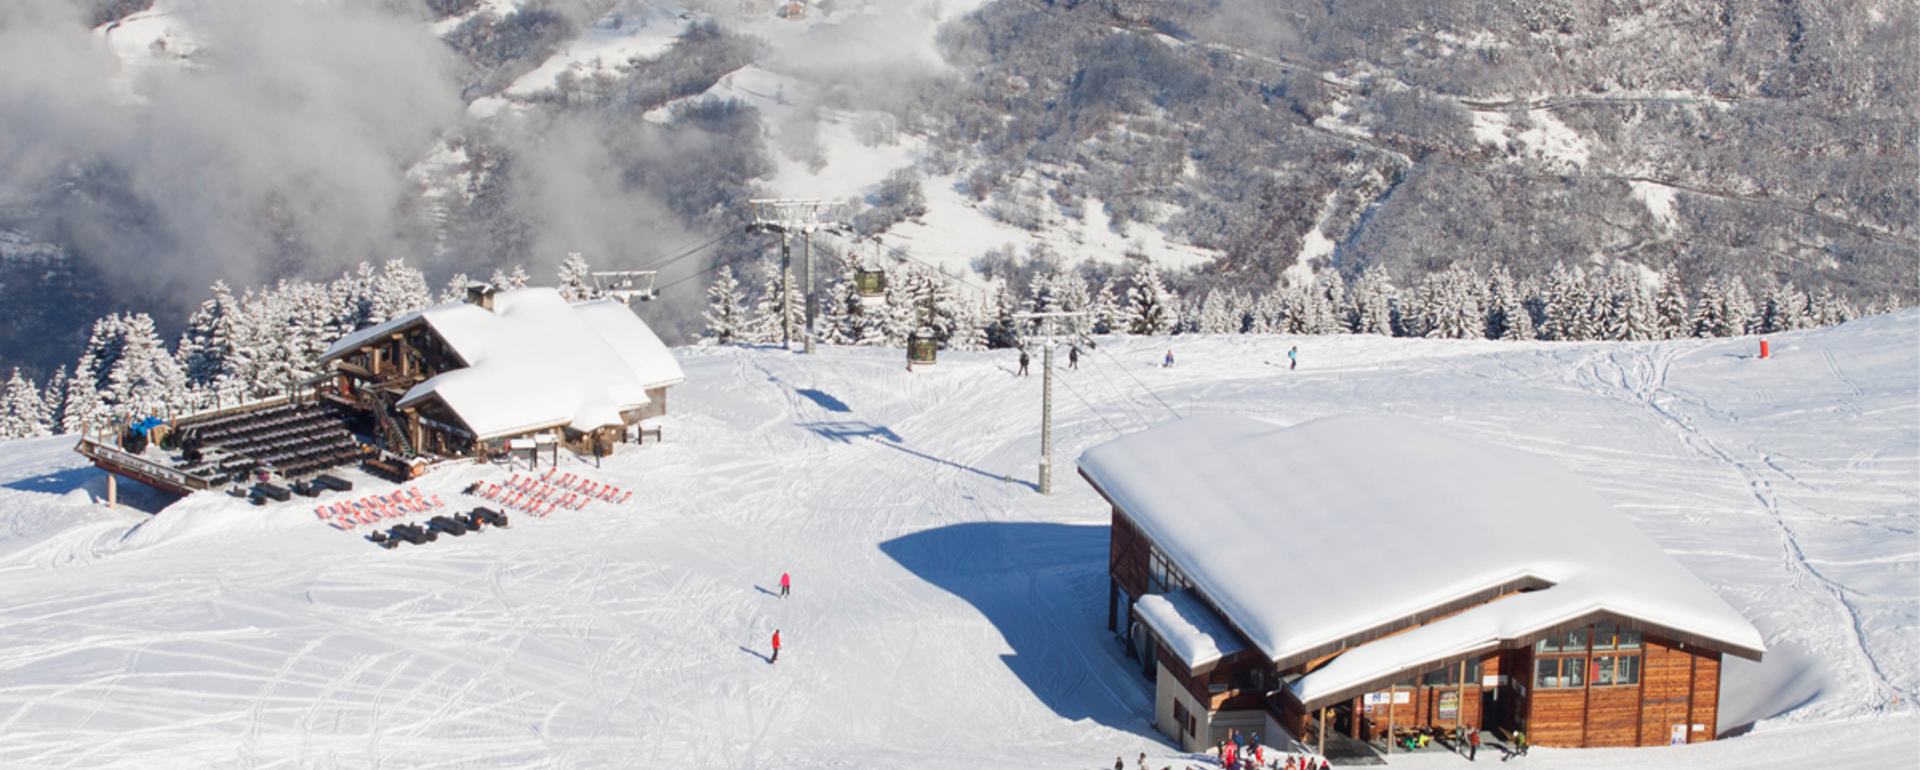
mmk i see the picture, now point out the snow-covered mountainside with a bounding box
[0,312,1912,767]
[2,0,1913,378]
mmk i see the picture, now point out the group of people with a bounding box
[768,572,791,664]
[1107,729,1329,770]
[1014,345,1084,377]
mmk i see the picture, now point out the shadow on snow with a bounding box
[879,521,1156,737]
[799,421,1040,491]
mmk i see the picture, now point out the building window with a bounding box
[1592,654,1641,686]
[1421,657,1483,687]
[1148,546,1191,595]
[1535,656,1586,688]
[1174,699,1188,732]
[1592,622,1642,650]
[1535,628,1588,654]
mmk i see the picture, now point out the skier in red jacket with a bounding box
[771,629,781,664]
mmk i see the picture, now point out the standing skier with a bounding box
[1163,349,1174,368]
[1468,728,1480,761]
[770,629,781,664]
[780,572,790,598]
[1018,350,1030,377]
[1068,346,1079,370]
[1288,346,1298,370]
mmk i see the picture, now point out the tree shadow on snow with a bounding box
[879,522,1155,735]
[4,466,174,514]
[794,388,852,413]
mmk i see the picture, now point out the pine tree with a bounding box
[177,280,242,393]
[701,266,748,344]
[42,366,69,435]
[62,368,103,435]
[1351,267,1396,336]
[746,263,802,346]
[374,259,433,320]
[1654,264,1690,339]
[1768,284,1810,332]
[1539,263,1589,341]
[104,313,187,424]
[1249,287,1283,335]
[1419,263,1484,339]
[1485,266,1532,341]
[813,264,856,346]
[1,368,49,439]
[1318,268,1355,333]
[440,273,474,304]
[1720,276,1755,336]
[330,262,380,336]
[983,282,1022,349]
[1089,281,1123,335]
[1198,289,1234,334]
[490,265,530,291]
[556,252,597,302]
[1124,265,1179,336]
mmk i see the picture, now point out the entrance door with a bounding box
[1481,687,1516,735]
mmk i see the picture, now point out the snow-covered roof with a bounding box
[321,288,686,440]
[1135,589,1249,673]
[1079,414,1766,706]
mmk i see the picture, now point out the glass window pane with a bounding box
[1535,658,1559,688]
[1466,657,1482,682]
[1565,627,1588,652]
[1560,657,1584,687]
[1592,622,1617,650]
[1535,638,1553,653]
[1423,668,1450,686]
[1618,654,1640,685]
[1619,628,1642,649]
[1593,655,1616,686]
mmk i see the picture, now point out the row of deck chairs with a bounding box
[468,470,632,517]
[538,468,634,504]
[368,508,510,548]
[316,486,445,530]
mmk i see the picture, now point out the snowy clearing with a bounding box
[0,311,1912,768]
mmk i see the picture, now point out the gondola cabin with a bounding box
[318,286,685,475]
[1079,414,1765,753]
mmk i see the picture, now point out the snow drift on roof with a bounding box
[1078,414,1764,686]
[321,289,685,440]
[1135,589,1249,672]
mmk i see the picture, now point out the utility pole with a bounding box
[749,199,846,353]
[1013,310,1088,495]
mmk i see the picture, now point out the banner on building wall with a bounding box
[1438,691,1459,721]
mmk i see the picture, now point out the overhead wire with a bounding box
[1091,343,1183,420]
[1045,359,1129,439]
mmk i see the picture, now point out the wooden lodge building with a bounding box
[1077,414,1765,753]
[318,285,685,475]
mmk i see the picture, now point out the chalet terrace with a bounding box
[1078,414,1766,753]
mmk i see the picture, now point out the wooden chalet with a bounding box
[1078,414,1765,753]
[318,285,685,475]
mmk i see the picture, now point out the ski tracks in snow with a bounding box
[1574,343,1914,714]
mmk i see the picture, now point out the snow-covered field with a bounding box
[0,312,1913,768]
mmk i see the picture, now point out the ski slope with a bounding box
[0,312,1913,768]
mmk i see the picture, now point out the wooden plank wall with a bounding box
[1530,635,1725,747]
[1109,508,1150,601]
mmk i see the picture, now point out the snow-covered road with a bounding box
[0,312,1912,768]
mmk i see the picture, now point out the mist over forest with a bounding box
[0,0,1913,380]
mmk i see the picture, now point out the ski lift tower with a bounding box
[1013,310,1090,495]
[748,199,846,354]
[590,271,658,305]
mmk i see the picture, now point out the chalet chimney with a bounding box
[465,284,497,311]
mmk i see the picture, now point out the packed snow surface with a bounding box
[1080,412,1766,704]
[0,311,1913,768]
